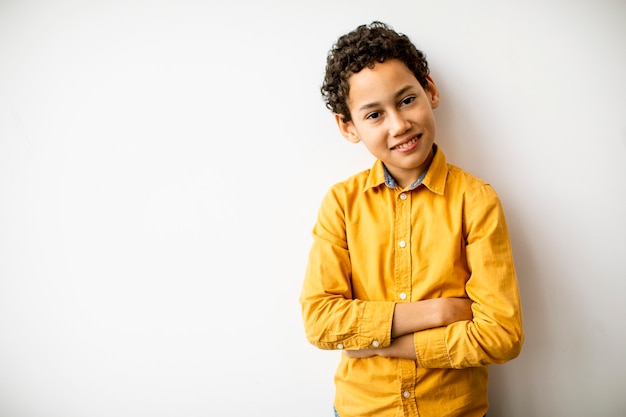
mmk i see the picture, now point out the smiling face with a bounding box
[336,59,440,188]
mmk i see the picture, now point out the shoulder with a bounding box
[444,165,506,224]
[446,163,490,191]
[323,167,372,205]
[313,168,374,232]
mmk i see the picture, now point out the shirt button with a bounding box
[399,292,407,300]
[403,391,411,398]
[399,240,406,248]
[399,193,407,200]
[336,343,344,350]
[372,340,380,348]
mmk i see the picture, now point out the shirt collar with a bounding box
[363,144,448,194]
[421,144,447,195]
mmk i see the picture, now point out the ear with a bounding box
[425,75,440,109]
[334,113,361,144]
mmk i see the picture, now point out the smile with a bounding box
[392,135,420,151]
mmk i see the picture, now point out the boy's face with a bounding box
[335,59,439,188]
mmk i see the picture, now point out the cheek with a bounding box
[424,111,437,130]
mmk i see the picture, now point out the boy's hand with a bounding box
[343,334,417,360]
[391,297,474,339]
[440,297,474,324]
[343,348,379,359]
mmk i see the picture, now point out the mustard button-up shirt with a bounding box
[300,146,523,417]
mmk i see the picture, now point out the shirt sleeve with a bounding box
[414,184,524,368]
[300,187,395,351]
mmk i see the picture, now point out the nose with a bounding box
[388,110,410,137]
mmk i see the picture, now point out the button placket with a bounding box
[394,190,411,303]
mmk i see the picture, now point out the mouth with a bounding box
[392,134,421,151]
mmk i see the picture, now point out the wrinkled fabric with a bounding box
[300,145,523,417]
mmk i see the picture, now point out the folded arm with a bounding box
[344,298,473,360]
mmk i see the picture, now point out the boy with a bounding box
[300,22,524,417]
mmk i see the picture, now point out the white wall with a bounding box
[1,1,625,416]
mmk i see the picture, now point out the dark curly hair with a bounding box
[321,21,430,122]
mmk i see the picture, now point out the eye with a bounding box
[400,96,416,106]
[365,111,381,120]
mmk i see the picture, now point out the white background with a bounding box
[1,1,625,416]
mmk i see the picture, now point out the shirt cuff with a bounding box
[414,327,452,368]
[358,301,395,349]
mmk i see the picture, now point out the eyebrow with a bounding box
[357,85,415,112]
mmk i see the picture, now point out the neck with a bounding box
[392,149,434,189]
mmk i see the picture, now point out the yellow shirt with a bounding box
[300,146,523,417]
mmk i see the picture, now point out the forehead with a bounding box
[346,59,421,108]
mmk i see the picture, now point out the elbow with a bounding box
[301,302,357,351]
[497,339,523,363]
[303,325,340,351]
[300,301,336,350]
[302,321,324,347]
[508,328,524,360]
[491,327,524,364]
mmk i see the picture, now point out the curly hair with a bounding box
[321,21,430,122]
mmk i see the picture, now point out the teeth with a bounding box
[396,137,417,149]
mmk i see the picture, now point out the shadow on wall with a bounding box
[433,77,591,415]
[485,196,598,415]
